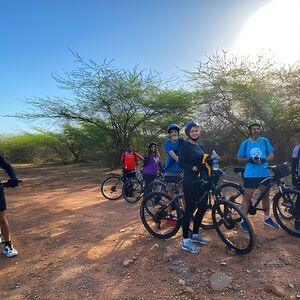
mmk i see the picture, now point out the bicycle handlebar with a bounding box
[1,180,23,188]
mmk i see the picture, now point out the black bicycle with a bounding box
[140,169,255,254]
[100,169,143,200]
[217,163,300,237]
[122,172,184,204]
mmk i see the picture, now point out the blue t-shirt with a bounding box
[163,138,184,173]
[237,137,274,178]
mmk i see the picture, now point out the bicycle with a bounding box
[122,171,172,204]
[217,162,300,237]
[100,169,143,200]
[140,168,255,254]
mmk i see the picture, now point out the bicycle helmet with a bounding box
[247,119,261,129]
[167,123,180,134]
[184,120,200,136]
[147,141,157,148]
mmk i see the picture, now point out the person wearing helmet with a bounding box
[237,119,278,233]
[178,121,210,253]
[121,144,144,179]
[291,143,300,231]
[142,142,162,190]
[163,124,184,193]
[0,155,19,257]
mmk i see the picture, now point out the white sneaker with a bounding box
[3,244,18,257]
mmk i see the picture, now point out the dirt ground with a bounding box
[0,163,299,300]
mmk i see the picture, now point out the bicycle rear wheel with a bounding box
[122,178,143,204]
[217,182,244,206]
[100,176,123,200]
[273,190,300,237]
[140,191,182,239]
[212,199,255,254]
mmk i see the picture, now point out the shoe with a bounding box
[182,239,200,253]
[264,217,279,229]
[240,220,249,233]
[295,220,300,231]
[190,234,209,245]
[3,244,18,258]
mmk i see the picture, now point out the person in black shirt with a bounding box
[178,121,210,253]
[0,155,19,257]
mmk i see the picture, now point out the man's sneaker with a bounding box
[264,217,279,229]
[295,220,300,231]
[3,244,18,258]
[190,234,209,245]
[240,220,249,233]
[182,239,200,253]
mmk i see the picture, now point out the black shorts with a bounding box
[243,177,271,189]
[0,186,6,211]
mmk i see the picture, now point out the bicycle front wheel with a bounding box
[212,199,255,254]
[122,178,143,204]
[100,176,123,200]
[140,191,182,239]
[273,189,300,237]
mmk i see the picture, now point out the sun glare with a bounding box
[234,0,300,64]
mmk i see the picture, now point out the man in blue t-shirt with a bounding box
[163,124,184,193]
[237,120,279,233]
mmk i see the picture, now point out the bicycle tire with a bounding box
[122,178,143,204]
[140,191,182,239]
[144,181,167,195]
[100,175,123,200]
[273,189,300,237]
[212,199,255,254]
[217,182,244,206]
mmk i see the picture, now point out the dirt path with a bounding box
[0,164,299,300]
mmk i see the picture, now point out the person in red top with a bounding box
[121,145,144,180]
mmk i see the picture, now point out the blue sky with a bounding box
[0,0,271,134]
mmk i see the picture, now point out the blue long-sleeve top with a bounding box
[0,155,17,178]
[178,141,204,175]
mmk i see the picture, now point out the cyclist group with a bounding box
[1,120,300,257]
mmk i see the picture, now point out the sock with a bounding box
[265,215,270,220]
[4,241,11,247]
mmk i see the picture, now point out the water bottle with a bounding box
[211,150,219,170]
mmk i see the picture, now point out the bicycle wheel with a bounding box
[144,181,167,195]
[273,190,300,237]
[212,199,255,254]
[101,176,123,200]
[122,178,143,204]
[217,182,244,206]
[140,191,182,239]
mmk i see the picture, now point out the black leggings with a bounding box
[182,175,209,239]
[295,184,300,219]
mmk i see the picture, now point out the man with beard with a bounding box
[237,120,278,233]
